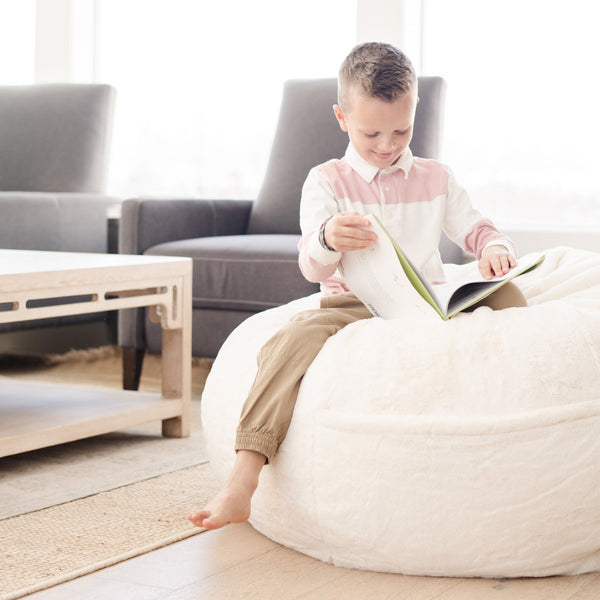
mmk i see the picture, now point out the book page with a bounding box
[339,215,544,321]
[338,218,437,320]
[433,251,544,316]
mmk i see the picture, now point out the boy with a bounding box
[189,42,525,530]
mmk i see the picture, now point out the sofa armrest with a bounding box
[119,198,253,255]
[0,192,120,253]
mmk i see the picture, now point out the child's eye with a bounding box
[365,132,378,138]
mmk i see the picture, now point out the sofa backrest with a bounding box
[0,83,116,193]
[246,76,447,236]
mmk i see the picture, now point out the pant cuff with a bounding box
[235,429,279,465]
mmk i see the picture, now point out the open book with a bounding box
[338,215,544,320]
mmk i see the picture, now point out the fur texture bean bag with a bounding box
[201,246,600,578]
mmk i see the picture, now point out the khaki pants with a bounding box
[235,282,527,463]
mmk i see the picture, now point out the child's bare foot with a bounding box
[188,449,266,530]
[188,483,252,529]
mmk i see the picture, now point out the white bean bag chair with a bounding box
[201,246,600,578]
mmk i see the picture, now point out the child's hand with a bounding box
[324,212,377,252]
[479,246,517,279]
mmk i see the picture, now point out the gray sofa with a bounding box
[0,83,119,355]
[119,77,458,389]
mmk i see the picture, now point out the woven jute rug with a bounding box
[0,462,222,600]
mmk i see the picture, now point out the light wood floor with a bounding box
[25,521,600,599]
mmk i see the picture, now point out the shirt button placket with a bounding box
[380,174,392,205]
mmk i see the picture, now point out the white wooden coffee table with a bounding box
[0,249,192,458]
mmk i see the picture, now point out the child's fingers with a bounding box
[332,212,372,230]
[478,259,494,280]
[480,253,514,279]
[326,214,376,251]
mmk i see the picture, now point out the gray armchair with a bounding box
[119,77,457,389]
[0,83,119,354]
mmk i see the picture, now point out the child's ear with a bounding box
[333,104,349,132]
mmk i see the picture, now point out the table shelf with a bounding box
[0,378,184,457]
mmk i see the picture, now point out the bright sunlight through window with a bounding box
[95,0,357,200]
[422,0,600,228]
[0,0,35,84]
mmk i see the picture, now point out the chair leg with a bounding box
[122,347,145,390]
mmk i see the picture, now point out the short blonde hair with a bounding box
[338,42,417,110]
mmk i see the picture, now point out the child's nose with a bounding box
[378,137,395,152]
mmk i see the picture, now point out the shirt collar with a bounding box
[344,142,414,183]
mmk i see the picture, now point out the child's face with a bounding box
[333,87,418,169]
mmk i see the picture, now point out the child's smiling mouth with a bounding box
[373,151,395,162]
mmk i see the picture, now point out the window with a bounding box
[95,0,357,199]
[0,0,35,84]
[422,0,600,228]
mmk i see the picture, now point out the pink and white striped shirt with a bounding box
[298,143,516,296]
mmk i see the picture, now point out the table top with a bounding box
[0,249,190,277]
[0,249,192,329]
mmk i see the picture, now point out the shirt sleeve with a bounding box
[442,168,517,259]
[297,166,342,283]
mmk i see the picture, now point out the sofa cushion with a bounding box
[146,234,319,312]
[0,193,116,252]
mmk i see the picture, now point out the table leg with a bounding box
[158,274,192,438]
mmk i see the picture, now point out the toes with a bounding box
[188,510,209,527]
[202,513,230,530]
[188,509,228,530]
[201,517,220,530]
